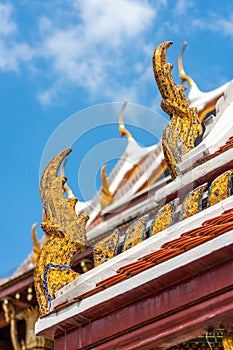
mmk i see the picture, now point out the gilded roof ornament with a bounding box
[153,41,203,178]
[178,40,194,87]
[119,100,132,140]
[34,148,89,315]
[60,163,74,198]
[31,223,41,265]
[39,148,88,242]
[100,164,113,210]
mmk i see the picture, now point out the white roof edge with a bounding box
[36,223,233,335]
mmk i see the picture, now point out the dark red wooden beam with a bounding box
[0,273,33,300]
[46,243,233,349]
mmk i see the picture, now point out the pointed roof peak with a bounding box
[178,40,196,88]
[100,164,113,210]
[119,100,133,140]
[60,163,74,198]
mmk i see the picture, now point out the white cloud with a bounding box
[174,0,194,16]
[218,15,233,37]
[74,0,156,47]
[36,0,157,105]
[0,3,16,36]
[0,0,166,106]
[192,13,233,39]
[0,2,34,71]
[0,41,33,71]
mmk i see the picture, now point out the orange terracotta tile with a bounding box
[181,226,210,237]
[155,249,183,264]
[140,249,169,262]
[212,222,233,236]
[79,285,104,300]
[162,236,194,249]
[124,261,155,277]
[183,236,211,251]
[203,213,233,226]
[117,260,154,274]
[96,274,128,288]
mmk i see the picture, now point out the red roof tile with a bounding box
[195,137,233,166]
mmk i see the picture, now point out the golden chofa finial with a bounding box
[100,164,113,210]
[178,40,194,87]
[153,41,202,178]
[32,223,41,265]
[60,163,74,198]
[35,148,89,315]
[119,100,132,140]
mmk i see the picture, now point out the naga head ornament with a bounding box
[152,41,202,178]
[35,148,89,315]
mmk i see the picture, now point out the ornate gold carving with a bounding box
[119,100,132,139]
[178,40,194,88]
[150,200,178,236]
[180,184,207,220]
[153,41,203,178]
[208,170,233,207]
[61,163,74,198]
[34,149,89,316]
[2,299,21,350]
[222,331,233,350]
[39,148,88,243]
[122,215,148,251]
[100,164,113,210]
[31,223,41,265]
[21,306,53,349]
[3,300,53,350]
[93,229,119,267]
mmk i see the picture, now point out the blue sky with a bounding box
[1,0,233,277]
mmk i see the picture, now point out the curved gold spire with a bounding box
[153,41,202,178]
[119,100,132,140]
[40,148,89,242]
[35,148,89,316]
[100,164,113,209]
[32,223,41,265]
[153,41,189,118]
[61,163,74,198]
[178,40,194,87]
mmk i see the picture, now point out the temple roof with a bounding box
[36,195,233,337]
[178,41,231,120]
[34,41,233,349]
[75,104,165,228]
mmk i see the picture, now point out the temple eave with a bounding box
[36,241,233,349]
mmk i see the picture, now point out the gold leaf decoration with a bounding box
[100,164,113,210]
[222,331,233,350]
[31,223,41,265]
[122,215,148,251]
[153,41,202,178]
[150,200,178,236]
[34,149,89,316]
[180,184,207,220]
[208,170,233,207]
[93,229,119,267]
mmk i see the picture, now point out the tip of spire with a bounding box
[119,100,133,140]
[101,164,112,197]
[60,163,74,198]
[100,164,113,209]
[178,40,194,87]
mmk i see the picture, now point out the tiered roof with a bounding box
[34,41,233,350]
